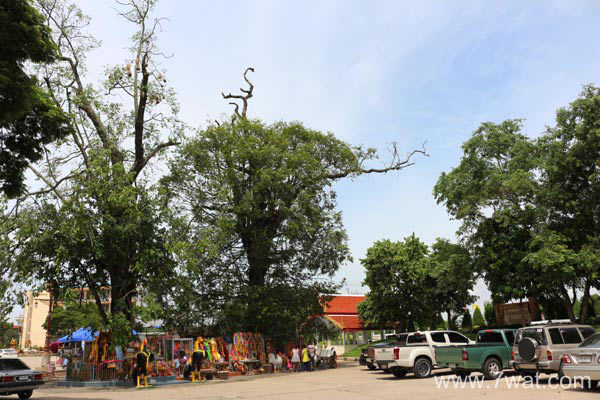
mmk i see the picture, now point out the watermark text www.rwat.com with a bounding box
[434,373,596,390]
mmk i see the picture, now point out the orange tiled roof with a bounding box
[323,295,365,315]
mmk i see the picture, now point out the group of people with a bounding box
[268,343,322,373]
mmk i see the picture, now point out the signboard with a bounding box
[494,297,541,326]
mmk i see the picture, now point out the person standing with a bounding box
[291,346,300,372]
[301,345,311,372]
[308,342,316,371]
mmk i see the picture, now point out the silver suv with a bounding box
[512,320,596,376]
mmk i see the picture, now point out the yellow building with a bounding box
[21,291,51,349]
[20,288,111,349]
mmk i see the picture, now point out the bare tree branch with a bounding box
[222,67,255,120]
[327,143,428,180]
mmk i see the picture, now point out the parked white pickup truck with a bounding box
[372,333,409,372]
[388,330,472,378]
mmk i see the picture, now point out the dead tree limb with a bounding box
[222,67,255,120]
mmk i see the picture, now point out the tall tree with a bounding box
[472,305,485,327]
[359,235,432,331]
[484,301,496,326]
[434,120,581,320]
[0,0,71,197]
[537,85,600,322]
[159,73,426,340]
[428,238,476,330]
[2,0,181,328]
[461,308,472,329]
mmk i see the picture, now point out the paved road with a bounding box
[32,363,599,400]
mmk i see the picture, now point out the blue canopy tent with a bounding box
[57,328,138,343]
[57,327,98,343]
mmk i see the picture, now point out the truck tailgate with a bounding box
[435,346,465,367]
[374,347,395,362]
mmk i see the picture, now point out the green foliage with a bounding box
[434,119,540,303]
[0,321,19,348]
[360,235,476,331]
[359,235,434,331]
[2,0,183,330]
[461,309,472,329]
[42,295,105,338]
[484,302,496,326]
[435,86,600,322]
[0,0,71,197]
[428,238,476,329]
[158,119,357,342]
[472,305,485,328]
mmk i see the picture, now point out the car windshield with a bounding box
[579,333,600,348]
[0,359,29,371]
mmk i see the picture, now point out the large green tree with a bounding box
[158,74,425,341]
[434,120,543,306]
[2,0,181,328]
[359,235,433,331]
[435,87,600,322]
[428,238,476,329]
[0,0,71,197]
[536,85,600,322]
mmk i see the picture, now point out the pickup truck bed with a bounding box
[435,329,514,380]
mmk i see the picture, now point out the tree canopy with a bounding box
[0,0,71,197]
[1,0,182,332]
[434,85,600,322]
[358,234,473,331]
[156,98,424,342]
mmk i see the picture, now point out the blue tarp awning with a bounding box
[57,327,98,343]
[57,328,138,343]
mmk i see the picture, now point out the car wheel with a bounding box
[413,358,433,379]
[18,390,33,400]
[367,363,377,370]
[483,358,502,380]
[382,368,391,373]
[392,368,407,378]
[583,380,599,390]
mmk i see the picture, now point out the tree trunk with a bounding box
[447,310,454,330]
[109,273,136,326]
[580,277,592,323]
[559,287,576,322]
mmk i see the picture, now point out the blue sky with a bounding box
[15,1,600,320]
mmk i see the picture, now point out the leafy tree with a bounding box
[42,290,105,338]
[484,301,496,326]
[158,72,425,341]
[472,305,485,328]
[2,0,181,328]
[0,0,71,197]
[359,235,432,331]
[536,85,600,322]
[434,119,585,320]
[434,120,541,304]
[428,238,476,330]
[0,321,19,348]
[461,308,472,330]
